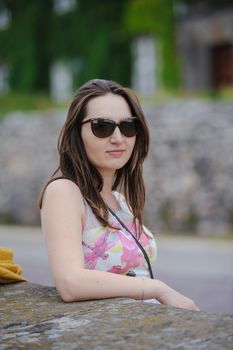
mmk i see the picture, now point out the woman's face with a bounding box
[81,93,136,177]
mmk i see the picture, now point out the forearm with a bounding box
[55,268,199,311]
[55,268,163,302]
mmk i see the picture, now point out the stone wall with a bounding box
[144,100,233,235]
[0,100,233,235]
[0,282,232,349]
[0,110,63,224]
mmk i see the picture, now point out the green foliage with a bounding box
[56,0,131,87]
[124,0,180,89]
[0,92,61,118]
[0,0,52,92]
[0,0,131,94]
[124,0,170,36]
[1,0,232,96]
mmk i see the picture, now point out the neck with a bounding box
[100,171,120,210]
[100,169,115,196]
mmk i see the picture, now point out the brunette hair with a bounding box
[39,79,150,236]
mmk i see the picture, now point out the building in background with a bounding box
[176,2,233,91]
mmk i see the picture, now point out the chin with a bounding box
[112,159,129,169]
[96,158,131,173]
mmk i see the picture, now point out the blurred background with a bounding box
[0,0,233,314]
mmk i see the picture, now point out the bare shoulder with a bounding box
[42,178,85,213]
[41,178,86,276]
[45,178,81,195]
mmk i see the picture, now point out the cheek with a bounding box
[123,137,136,163]
[128,137,136,153]
[85,140,100,157]
[82,132,105,163]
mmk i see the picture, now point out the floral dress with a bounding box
[82,192,157,278]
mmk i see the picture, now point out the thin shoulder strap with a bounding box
[108,207,154,279]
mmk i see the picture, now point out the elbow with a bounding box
[58,283,80,303]
[55,273,85,303]
[60,292,76,303]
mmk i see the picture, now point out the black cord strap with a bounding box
[108,207,154,279]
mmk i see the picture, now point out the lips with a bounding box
[106,150,125,158]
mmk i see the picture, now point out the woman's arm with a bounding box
[41,179,199,310]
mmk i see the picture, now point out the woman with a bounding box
[39,79,198,310]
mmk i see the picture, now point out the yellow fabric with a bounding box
[0,246,27,284]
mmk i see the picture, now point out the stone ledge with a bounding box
[0,282,232,349]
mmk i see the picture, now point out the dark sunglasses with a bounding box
[81,117,140,138]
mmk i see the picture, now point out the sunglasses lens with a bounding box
[90,118,140,138]
[91,119,115,138]
[120,119,139,137]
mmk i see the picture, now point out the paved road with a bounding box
[1,225,232,314]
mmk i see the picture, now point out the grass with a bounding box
[0,92,69,119]
[0,88,233,120]
[139,87,233,106]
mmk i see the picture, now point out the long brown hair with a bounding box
[39,79,150,236]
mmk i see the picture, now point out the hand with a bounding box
[156,282,199,311]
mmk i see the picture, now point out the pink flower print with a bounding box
[139,233,154,258]
[139,232,150,245]
[120,233,144,273]
[83,232,116,269]
[108,265,123,274]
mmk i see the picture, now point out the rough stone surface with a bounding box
[0,100,233,234]
[0,110,64,224]
[143,100,233,235]
[0,282,232,350]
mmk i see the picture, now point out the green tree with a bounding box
[0,0,52,92]
[124,0,180,90]
[48,0,131,87]
[0,0,131,93]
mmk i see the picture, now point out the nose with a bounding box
[110,125,124,143]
